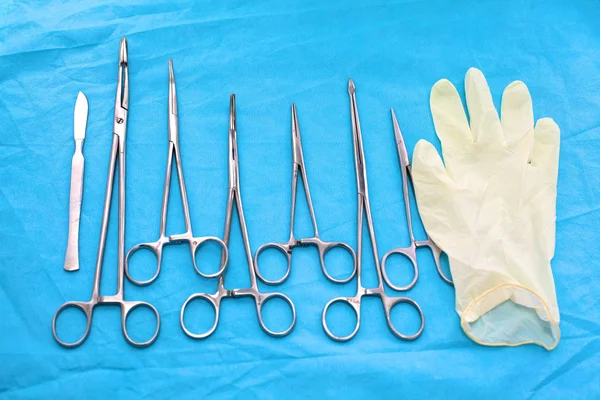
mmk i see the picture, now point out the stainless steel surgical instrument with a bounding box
[64,91,88,272]
[52,38,160,348]
[322,80,424,341]
[253,105,357,285]
[381,109,453,287]
[180,94,296,338]
[125,60,228,285]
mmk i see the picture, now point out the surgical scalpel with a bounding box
[180,95,296,338]
[64,91,88,272]
[322,80,424,341]
[52,38,160,348]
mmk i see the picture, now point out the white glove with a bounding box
[412,68,560,350]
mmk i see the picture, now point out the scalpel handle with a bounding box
[64,140,84,271]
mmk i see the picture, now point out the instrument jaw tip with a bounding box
[168,59,177,116]
[229,94,236,131]
[119,37,128,66]
[348,79,356,94]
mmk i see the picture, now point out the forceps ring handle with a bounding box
[183,236,229,279]
[121,301,161,347]
[180,293,220,339]
[415,239,453,285]
[382,295,425,341]
[381,247,419,291]
[256,292,296,337]
[302,238,357,284]
[125,240,166,286]
[52,301,93,348]
[253,242,292,285]
[168,233,229,279]
[321,297,360,342]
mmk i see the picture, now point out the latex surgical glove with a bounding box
[412,68,560,350]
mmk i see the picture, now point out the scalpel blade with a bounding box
[74,91,88,140]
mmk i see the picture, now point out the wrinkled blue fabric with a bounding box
[1,0,599,398]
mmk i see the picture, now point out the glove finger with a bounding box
[465,68,505,148]
[530,118,560,182]
[501,80,534,148]
[412,140,454,187]
[412,140,455,236]
[411,140,464,248]
[430,78,473,153]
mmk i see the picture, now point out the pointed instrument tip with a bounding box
[348,78,355,94]
[391,107,404,144]
[390,107,398,123]
[391,107,402,135]
[168,59,175,87]
[168,60,177,116]
[291,103,299,135]
[390,107,409,165]
[229,94,236,130]
[119,37,128,65]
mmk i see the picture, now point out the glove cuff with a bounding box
[460,283,560,350]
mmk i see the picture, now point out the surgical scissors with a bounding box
[322,79,424,341]
[125,60,228,285]
[381,110,453,287]
[253,105,357,285]
[52,38,160,348]
[180,95,296,338]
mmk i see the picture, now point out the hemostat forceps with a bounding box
[52,38,160,348]
[253,105,357,285]
[180,95,296,338]
[322,80,424,342]
[381,110,453,287]
[125,60,228,285]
